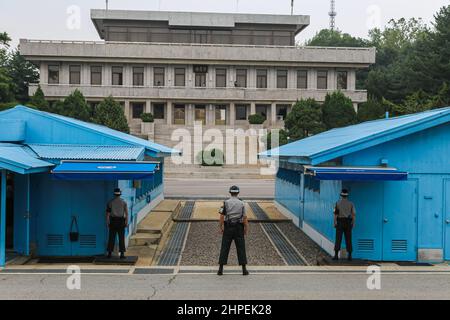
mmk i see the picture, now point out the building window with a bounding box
[317,70,328,89]
[256,105,268,120]
[276,105,289,121]
[153,103,165,119]
[91,66,102,85]
[235,104,248,120]
[235,69,247,88]
[195,73,207,87]
[154,67,165,86]
[215,105,227,125]
[174,105,185,125]
[194,31,208,44]
[277,69,288,89]
[256,69,268,89]
[337,71,348,90]
[48,65,59,84]
[112,66,123,86]
[216,68,227,88]
[174,68,186,87]
[297,70,308,89]
[133,67,145,86]
[69,65,81,85]
[131,102,144,119]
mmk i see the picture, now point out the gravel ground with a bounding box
[277,222,330,265]
[180,222,285,266]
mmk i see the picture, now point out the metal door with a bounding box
[444,179,450,260]
[382,180,418,261]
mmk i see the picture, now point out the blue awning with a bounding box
[51,161,159,181]
[305,166,408,181]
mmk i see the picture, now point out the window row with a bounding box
[48,65,349,90]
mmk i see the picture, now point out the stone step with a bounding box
[129,233,161,246]
[126,245,158,267]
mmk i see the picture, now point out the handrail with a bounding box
[20,39,374,51]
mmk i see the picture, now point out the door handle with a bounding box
[383,218,389,223]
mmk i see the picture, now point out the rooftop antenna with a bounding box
[329,0,337,30]
[106,0,109,11]
[291,0,294,15]
[236,0,239,13]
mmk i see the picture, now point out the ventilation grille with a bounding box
[391,240,408,252]
[357,239,374,252]
[80,235,96,248]
[46,234,63,247]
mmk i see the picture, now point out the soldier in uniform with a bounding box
[333,188,356,261]
[106,188,129,259]
[218,185,249,276]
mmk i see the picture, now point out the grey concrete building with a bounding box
[20,9,376,162]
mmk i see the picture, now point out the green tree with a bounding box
[58,89,92,122]
[284,99,325,140]
[93,96,129,133]
[357,98,386,122]
[29,85,50,111]
[306,29,368,47]
[6,49,39,103]
[0,32,14,103]
[322,91,357,129]
[265,129,289,150]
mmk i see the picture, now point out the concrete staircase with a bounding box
[127,200,181,266]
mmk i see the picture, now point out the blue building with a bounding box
[0,106,178,267]
[261,107,450,262]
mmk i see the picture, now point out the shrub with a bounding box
[92,96,130,133]
[196,149,225,166]
[140,113,154,123]
[248,114,266,125]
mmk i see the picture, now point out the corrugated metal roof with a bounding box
[28,144,145,161]
[2,106,179,157]
[0,143,54,174]
[261,107,450,164]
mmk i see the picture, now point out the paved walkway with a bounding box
[164,178,274,199]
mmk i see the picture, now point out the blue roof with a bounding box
[261,107,450,165]
[0,143,54,174]
[0,106,180,157]
[28,144,145,161]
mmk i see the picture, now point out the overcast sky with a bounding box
[1,0,448,47]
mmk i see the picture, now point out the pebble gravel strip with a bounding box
[277,222,330,265]
[180,222,285,266]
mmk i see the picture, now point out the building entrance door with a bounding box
[195,105,206,125]
[444,179,450,260]
[382,180,418,261]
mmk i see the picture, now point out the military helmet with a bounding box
[229,185,240,194]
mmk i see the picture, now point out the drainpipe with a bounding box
[0,170,7,268]
[25,175,30,256]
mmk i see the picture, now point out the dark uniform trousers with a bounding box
[107,217,126,253]
[335,218,353,253]
[219,223,248,265]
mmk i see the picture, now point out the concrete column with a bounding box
[146,65,152,87]
[187,104,194,125]
[145,100,151,113]
[229,103,236,126]
[353,102,359,113]
[40,62,48,84]
[167,65,173,87]
[270,103,277,125]
[125,65,132,86]
[250,102,256,115]
[309,69,317,90]
[288,69,296,89]
[348,70,356,91]
[248,67,256,89]
[61,63,69,85]
[167,101,173,125]
[207,104,214,125]
[124,100,131,122]
[103,64,111,86]
[328,69,336,90]
[82,64,89,85]
[0,169,6,268]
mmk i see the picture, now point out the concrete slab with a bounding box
[258,202,290,220]
[153,200,180,212]
[137,210,173,234]
[189,201,256,220]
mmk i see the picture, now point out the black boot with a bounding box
[107,252,112,259]
[120,252,126,260]
[332,251,339,261]
[348,253,352,261]
[242,265,249,276]
[217,264,224,276]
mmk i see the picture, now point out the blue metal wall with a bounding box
[275,122,450,261]
[275,168,302,225]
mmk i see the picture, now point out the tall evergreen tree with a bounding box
[93,96,130,133]
[284,98,325,141]
[6,49,39,103]
[29,85,49,111]
[58,89,92,122]
[322,91,357,130]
